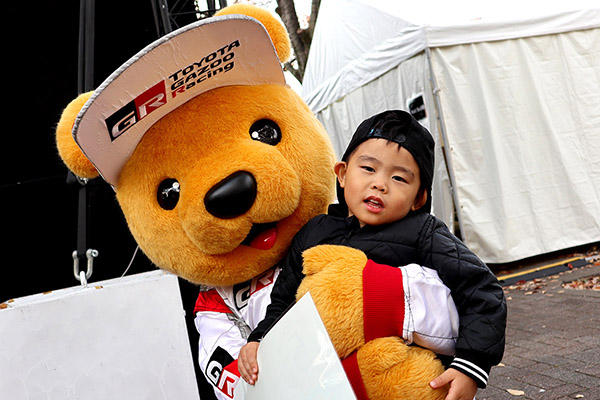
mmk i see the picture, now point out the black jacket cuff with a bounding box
[449,357,490,388]
[247,331,263,343]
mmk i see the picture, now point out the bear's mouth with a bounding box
[241,222,278,250]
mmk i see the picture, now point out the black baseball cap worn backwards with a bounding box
[337,109,435,214]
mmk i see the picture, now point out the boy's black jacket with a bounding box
[248,204,507,388]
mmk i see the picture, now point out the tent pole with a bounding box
[425,47,465,239]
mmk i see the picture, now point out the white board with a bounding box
[234,293,356,400]
[0,270,199,400]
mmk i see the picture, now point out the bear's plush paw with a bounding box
[301,244,367,276]
[357,337,448,400]
[357,337,409,376]
[296,245,368,358]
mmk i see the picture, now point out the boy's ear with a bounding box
[55,91,100,179]
[411,189,428,212]
[334,161,347,188]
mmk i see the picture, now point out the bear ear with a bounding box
[55,92,100,179]
[215,4,291,63]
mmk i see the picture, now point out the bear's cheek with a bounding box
[114,182,189,268]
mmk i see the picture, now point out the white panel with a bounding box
[431,28,600,262]
[0,271,199,400]
[234,293,355,400]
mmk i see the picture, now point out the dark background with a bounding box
[3,1,216,398]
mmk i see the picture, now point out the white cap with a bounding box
[72,14,285,187]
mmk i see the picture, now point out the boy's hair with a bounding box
[337,110,435,213]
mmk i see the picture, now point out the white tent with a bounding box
[302,0,600,263]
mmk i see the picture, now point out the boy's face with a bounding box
[335,138,427,227]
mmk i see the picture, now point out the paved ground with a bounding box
[477,263,600,400]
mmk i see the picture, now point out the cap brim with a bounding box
[73,14,285,187]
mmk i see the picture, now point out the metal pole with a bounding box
[72,0,97,282]
[150,0,164,37]
[159,0,173,34]
[425,47,465,239]
[78,0,95,93]
[150,0,173,37]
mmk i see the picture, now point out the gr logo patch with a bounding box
[233,281,251,310]
[218,360,240,398]
[205,346,239,398]
[205,346,234,386]
[232,269,276,310]
[105,80,166,141]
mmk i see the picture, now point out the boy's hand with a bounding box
[238,341,260,385]
[430,369,477,400]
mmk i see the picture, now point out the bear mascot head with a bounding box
[55,4,335,287]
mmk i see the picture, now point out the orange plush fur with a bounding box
[297,245,448,400]
[55,5,446,399]
[55,91,98,179]
[215,4,291,63]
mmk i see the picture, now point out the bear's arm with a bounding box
[361,261,459,356]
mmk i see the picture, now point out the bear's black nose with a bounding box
[204,171,257,219]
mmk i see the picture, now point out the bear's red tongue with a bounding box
[250,227,277,250]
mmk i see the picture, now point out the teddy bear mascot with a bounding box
[55,4,452,400]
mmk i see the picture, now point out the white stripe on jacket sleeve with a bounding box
[450,357,489,387]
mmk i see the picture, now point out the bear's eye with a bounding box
[157,178,180,210]
[249,119,281,145]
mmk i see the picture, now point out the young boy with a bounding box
[238,110,506,399]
